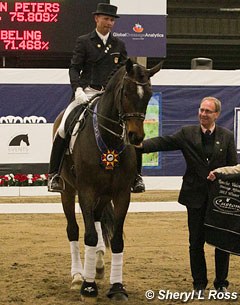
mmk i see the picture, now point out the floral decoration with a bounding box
[0,173,48,187]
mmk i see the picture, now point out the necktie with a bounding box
[205,130,211,136]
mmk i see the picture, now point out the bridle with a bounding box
[119,73,150,122]
[86,71,151,140]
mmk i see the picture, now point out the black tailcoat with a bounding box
[69,31,127,92]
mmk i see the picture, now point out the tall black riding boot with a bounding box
[131,148,145,193]
[48,134,66,193]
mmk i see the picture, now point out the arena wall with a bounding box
[0,68,240,194]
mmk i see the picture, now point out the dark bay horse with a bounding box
[54,58,162,301]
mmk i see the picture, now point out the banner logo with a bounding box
[133,23,144,33]
[8,134,30,154]
[213,196,240,214]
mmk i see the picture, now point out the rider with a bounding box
[48,3,145,193]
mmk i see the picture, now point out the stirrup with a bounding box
[48,173,65,193]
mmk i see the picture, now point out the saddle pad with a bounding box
[205,178,240,255]
[68,109,87,154]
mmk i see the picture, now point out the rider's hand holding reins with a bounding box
[75,87,89,105]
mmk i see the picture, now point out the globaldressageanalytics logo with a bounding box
[113,21,164,41]
[133,22,144,33]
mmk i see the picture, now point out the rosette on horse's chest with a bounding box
[101,149,120,170]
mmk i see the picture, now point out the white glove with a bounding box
[74,87,89,105]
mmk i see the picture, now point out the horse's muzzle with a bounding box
[128,131,144,145]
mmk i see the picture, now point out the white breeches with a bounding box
[57,86,102,139]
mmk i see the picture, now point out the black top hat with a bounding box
[93,3,119,18]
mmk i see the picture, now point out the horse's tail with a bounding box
[100,201,114,248]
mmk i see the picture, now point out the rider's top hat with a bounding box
[93,3,119,18]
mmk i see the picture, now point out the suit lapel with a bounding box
[209,126,223,163]
[193,126,207,162]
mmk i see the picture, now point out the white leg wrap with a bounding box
[110,253,123,284]
[70,241,83,277]
[84,245,96,282]
[95,221,106,254]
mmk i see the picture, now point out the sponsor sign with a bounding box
[205,178,240,255]
[113,15,166,57]
[0,124,52,163]
[111,0,166,57]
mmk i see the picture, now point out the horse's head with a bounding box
[22,134,30,146]
[119,58,163,145]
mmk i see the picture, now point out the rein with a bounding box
[87,104,126,140]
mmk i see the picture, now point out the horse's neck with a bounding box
[97,92,123,147]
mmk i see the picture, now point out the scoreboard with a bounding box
[0,0,108,54]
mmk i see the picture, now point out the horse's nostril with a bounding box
[128,132,134,139]
[128,132,143,145]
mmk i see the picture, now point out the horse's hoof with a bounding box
[110,293,128,301]
[107,283,128,301]
[80,280,98,298]
[70,273,83,290]
[95,266,105,279]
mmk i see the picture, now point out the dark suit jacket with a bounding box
[142,125,238,208]
[69,30,127,92]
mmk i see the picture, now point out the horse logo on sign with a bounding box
[8,134,30,154]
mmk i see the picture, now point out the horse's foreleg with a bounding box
[107,194,130,301]
[78,192,98,299]
[94,200,108,279]
[95,222,105,279]
[61,185,83,289]
[109,219,125,286]
[69,241,83,289]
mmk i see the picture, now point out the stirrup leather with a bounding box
[48,173,65,193]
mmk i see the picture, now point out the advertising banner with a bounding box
[205,178,240,255]
[113,15,166,57]
[1,68,240,176]
[111,0,166,57]
[0,124,52,174]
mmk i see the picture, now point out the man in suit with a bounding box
[140,96,237,296]
[48,2,145,193]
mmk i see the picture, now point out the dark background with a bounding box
[1,0,240,70]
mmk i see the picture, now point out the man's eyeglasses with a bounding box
[199,108,217,114]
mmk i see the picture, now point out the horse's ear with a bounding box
[125,58,134,74]
[147,60,164,78]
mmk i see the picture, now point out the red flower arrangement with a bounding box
[0,173,48,186]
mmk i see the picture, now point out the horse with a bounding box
[53,58,162,301]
